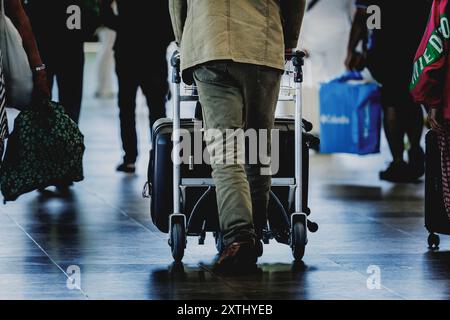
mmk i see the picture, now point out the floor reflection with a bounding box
[24,190,85,267]
[147,261,314,300]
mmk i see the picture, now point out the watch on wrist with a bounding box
[32,64,46,73]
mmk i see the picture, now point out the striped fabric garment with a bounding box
[0,49,8,160]
[438,122,450,218]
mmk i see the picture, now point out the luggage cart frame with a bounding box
[167,51,318,262]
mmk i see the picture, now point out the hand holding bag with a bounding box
[0,0,33,110]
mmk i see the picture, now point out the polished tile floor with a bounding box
[1,55,449,300]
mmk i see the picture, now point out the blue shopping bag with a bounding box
[319,72,382,155]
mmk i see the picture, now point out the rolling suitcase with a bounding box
[425,130,450,249]
[144,51,319,262]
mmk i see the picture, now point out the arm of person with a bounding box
[345,6,368,70]
[414,2,450,133]
[280,0,306,50]
[5,0,49,99]
[169,0,187,45]
[424,58,448,134]
[100,0,119,31]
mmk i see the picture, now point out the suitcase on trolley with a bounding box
[147,117,318,234]
[144,51,319,262]
[425,130,450,249]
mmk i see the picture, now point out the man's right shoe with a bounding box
[213,241,258,275]
[116,162,136,173]
[379,161,413,183]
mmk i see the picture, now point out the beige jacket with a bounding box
[169,0,306,73]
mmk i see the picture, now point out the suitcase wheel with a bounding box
[428,233,440,250]
[256,239,264,258]
[291,221,306,261]
[214,232,225,254]
[170,222,186,262]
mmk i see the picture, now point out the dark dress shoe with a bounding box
[213,241,258,275]
[116,162,136,173]
[379,161,413,183]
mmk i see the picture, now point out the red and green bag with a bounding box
[410,0,450,108]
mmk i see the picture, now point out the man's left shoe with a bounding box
[379,161,412,183]
[116,162,136,173]
[213,241,258,275]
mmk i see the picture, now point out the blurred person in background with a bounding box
[24,0,99,124]
[1,0,49,162]
[294,0,354,131]
[346,0,431,182]
[301,0,354,83]
[100,0,174,173]
[411,0,450,216]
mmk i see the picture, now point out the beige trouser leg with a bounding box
[194,61,281,246]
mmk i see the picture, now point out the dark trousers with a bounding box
[115,51,168,164]
[44,43,85,123]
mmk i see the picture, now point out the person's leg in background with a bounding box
[403,99,425,179]
[139,59,168,133]
[115,51,140,173]
[194,62,256,271]
[379,86,410,182]
[56,44,85,123]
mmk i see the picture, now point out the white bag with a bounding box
[0,0,33,110]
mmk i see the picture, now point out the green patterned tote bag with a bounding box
[0,100,85,202]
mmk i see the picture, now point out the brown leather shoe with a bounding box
[213,241,257,275]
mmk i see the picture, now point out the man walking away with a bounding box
[170,0,306,274]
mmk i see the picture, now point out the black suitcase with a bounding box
[147,117,319,236]
[425,130,450,249]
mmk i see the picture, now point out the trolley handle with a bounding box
[285,50,306,61]
[171,50,181,84]
[285,50,306,83]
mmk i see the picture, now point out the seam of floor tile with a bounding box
[80,184,165,240]
[323,255,407,300]
[330,199,419,238]
[82,184,253,299]
[365,214,417,238]
[0,209,89,299]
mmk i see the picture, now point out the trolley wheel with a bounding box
[292,222,306,261]
[428,233,440,250]
[214,232,225,254]
[170,222,185,262]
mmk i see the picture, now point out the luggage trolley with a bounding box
[146,50,319,262]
